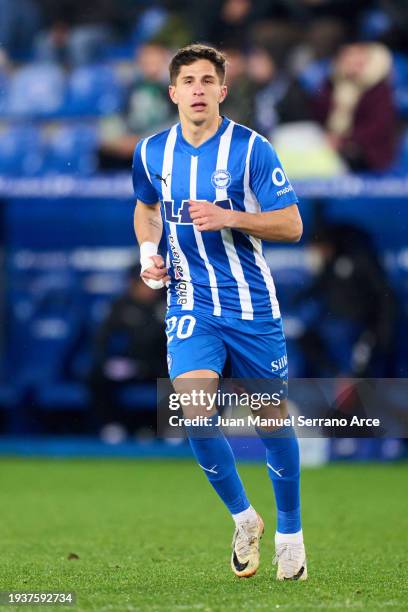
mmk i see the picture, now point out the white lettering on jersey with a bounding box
[162,126,194,310]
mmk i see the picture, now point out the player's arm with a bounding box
[132,139,169,288]
[190,136,303,243]
[134,200,170,287]
[189,201,302,242]
[225,203,302,242]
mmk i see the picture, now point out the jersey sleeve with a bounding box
[249,136,298,212]
[132,139,159,204]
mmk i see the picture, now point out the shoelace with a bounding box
[235,522,258,558]
[273,543,301,568]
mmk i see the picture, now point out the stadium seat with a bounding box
[45,123,99,175]
[0,124,45,175]
[9,274,83,387]
[34,383,90,411]
[392,52,408,118]
[66,64,124,116]
[130,6,168,49]
[0,70,9,116]
[389,126,408,175]
[117,383,157,411]
[6,62,66,118]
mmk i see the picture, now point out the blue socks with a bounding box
[186,414,250,515]
[186,416,301,534]
[256,424,301,534]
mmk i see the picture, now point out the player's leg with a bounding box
[255,412,306,580]
[225,317,307,580]
[166,313,263,577]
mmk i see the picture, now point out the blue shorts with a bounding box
[165,311,288,383]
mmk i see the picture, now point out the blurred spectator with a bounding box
[248,18,300,69]
[293,0,374,26]
[295,220,396,377]
[0,0,42,60]
[312,42,397,172]
[222,47,255,127]
[207,0,254,48]
[291,17,347,92]
[98,42,175,170]
[88,265,167,438]
[34,0,140,65]
[247,47,312,136]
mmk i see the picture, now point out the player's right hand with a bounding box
[141,254,170,290]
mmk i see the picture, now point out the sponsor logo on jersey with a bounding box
[211,169,231,189]
[168,234,188,305]
[276,185,294,197]
[272,167,287,187]
[154,173,170,187]
[167,353,173,371]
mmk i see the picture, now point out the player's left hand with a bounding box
[189,200,232,232]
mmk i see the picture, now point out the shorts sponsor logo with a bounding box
[271,353,288,378]
[276,185,294,197]
[211,169,231,189]
[167,353,173,371]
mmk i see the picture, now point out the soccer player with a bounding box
[132,44,307,581]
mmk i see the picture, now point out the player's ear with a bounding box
[219,85,228,104]
[169,85,178,104]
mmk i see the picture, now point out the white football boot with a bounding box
[231,514,264,578]
[273,532,308,581]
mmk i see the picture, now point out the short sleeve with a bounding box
[249,136,298,212]
[132,139,159,204]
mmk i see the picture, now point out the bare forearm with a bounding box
[134,201,162,246]
[225,204,303,243]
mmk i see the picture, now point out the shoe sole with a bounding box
[232,514,264,579]
[277,563,308,581]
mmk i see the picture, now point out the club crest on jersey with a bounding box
[211,169,231,189]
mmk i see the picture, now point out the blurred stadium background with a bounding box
[0,0,408,465]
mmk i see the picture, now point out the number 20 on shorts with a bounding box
[166,315,196,343]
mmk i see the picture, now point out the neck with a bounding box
[180,114,222,148]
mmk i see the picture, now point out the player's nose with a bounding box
[193,84,205,95]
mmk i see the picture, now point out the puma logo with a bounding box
[155,173,170,187]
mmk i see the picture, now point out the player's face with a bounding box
[169,59,227,126]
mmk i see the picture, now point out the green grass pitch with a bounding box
[0,458,407,611]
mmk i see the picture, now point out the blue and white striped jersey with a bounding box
[132,116,298,320]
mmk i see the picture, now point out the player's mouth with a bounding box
[191,102,207,111]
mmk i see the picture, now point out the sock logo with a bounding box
[267,462,284,477]
[198,463,218,475]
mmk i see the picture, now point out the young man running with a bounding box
[133,44,307,581]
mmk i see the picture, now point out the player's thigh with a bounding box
[225,318,289,428]
[166,313,226,418]
[173,369,220,419]
[225,317,288,380]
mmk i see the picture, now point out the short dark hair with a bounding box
[169,43,227,84]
